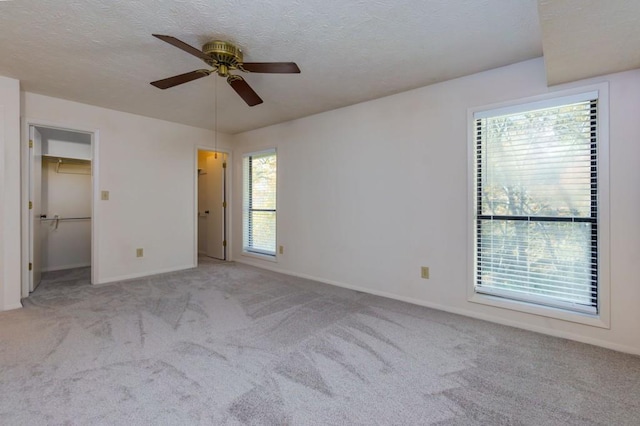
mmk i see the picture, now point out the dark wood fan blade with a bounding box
[150,69,210,89]
[241,62,300,73]
[152,34,210,61]
[227,75,263,106]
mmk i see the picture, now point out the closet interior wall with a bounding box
[39,128,92,272]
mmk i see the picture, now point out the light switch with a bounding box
[101,190,109,201]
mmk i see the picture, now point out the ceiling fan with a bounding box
[150,34,300,106]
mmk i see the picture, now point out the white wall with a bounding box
[0,76,22,311]
[23,92,231,285]
[231,58,640,354]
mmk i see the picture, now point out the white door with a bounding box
[29,126,43,292]
[201,151,226,260]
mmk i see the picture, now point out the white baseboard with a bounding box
[95,264,196,285]
[235,259,640,356]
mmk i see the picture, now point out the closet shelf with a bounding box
[43,155,91,165]
[43,155,91,175]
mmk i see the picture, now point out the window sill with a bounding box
[468,292,610,329]
[242,250,278,263]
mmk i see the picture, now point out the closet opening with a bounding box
[24,125,94,294]
[197,149,227,262]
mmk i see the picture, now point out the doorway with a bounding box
[197,150,227,260]
[24,125,94,295]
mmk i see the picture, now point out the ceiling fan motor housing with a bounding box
[203,41,243,75]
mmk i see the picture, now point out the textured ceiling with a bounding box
[0,0,543,133]
[1,1,635,135]
[539,0,640,85]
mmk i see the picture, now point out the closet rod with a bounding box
[41,217,91,221]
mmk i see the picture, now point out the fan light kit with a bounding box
[150,34,300,106]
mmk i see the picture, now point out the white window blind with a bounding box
[474,95,598,315]
[243,150,277,256]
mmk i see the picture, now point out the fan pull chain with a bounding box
[214,76,218,159]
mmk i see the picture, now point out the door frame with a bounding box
[194,146,231,265]
[21,118,100,297]
[28,126,42,292]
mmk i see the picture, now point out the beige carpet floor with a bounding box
[1,257,639,425]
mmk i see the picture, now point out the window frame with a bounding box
[467,84,610,328]
[242,148,278,260]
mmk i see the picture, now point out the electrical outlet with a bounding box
[101,190,109,201]
[421,266,430,279]
[279,245,284,255]
[136,248,144,258]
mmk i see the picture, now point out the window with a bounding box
[243,149,277,257]
[473,92,601,315]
